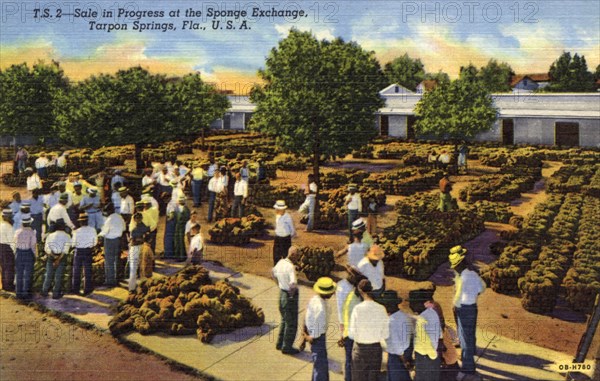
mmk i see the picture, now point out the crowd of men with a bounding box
[272,212,485,381]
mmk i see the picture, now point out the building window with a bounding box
[395,86,399,93]
[523,79,528,86]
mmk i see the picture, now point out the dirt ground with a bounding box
[0,296,206,381]
[0,154,597,371]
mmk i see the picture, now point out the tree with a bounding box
[383,53,425,91]
[594,64,600,82]
[478,59,514,92]
[171,73,230,147]
[424,70,451,85]
[57,67,229,172]
[459,63,479,83]
[0,61,69,142]
[545,52,595,92]
[249,29,385,217]
[414,78,497,140]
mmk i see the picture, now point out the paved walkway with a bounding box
[29,259,594,381]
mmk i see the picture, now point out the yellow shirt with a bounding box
[414,308,441,360]
[72,192,85,206]
[191,167,206,181]
[143,207,159,231]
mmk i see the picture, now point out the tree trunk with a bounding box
[134,142,143,174]
[201,127,206,149]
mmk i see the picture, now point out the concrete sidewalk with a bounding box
[30,260,594,381]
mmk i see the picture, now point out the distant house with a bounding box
[379,83,414,96]
[511,73,551,92]
[210,95,255,130]
[416,80,438,94]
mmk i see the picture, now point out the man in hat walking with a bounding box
[357,245,386,296]
[15,146,29,174]
[272,246,300,354]
[408,287,441,381]
[13,216,37,300]
[338,219,369,268]
[98,204,125,288]
[80,188,103,232]
[42,220,71,299]
[0,209,16,291]
[304,277,336,381]
[449,246,486,381]
[273,200,296,265]
[71,214,98,296]
[345,184,362,242]
[231,171,248,218]
[349,279,389,381]
[381,290,413,381]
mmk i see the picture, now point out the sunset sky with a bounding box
[2,0,599,92]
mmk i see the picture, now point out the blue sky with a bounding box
[2,0,598,91]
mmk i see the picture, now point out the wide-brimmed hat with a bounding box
[21,201,31,208]
[24,167,33,173]
[73,182,82,188]
[178,194,187,201]
[2,209,13,217]
[21,215,32,225]
[59,193,69,201]
[408,288,435,304]
[141,199,151,205]
[351,218,366,231]
[169,179,179,186]
[135,201,145,208]
[86,187,97,194]
[313,277,336,295]
[348,183,358,191]
[273,200,287,210]
[367,245,385,261]
[449,245,467,268]
[77,213,88,222]
[118,187,128,193]
[380,290,403,313]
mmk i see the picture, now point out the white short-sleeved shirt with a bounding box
[272,258,297,291]
[357,257,384,290]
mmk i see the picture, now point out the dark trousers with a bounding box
[231,195,244,218]
[42,256,66,297]
[121,214,132,231]
[0,243,15,291]
[277,289,298,351]
[37,167,48,179]
[415,352,440,381]
[31,213,43,243]
[192,179,203,206]
[207,191,216,222]
[15,249,34,299]
[348,209,359,239]
[456,304,478,374]
[352,342,382,381]
[72,248,93,294]
[148,230,157,254]
[311,334,329,381]
[387,353,412,381]
[104,238,121,286]
[273,235,291,265]
[344,337,354,381]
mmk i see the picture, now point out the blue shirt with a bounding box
[28,197,45,215]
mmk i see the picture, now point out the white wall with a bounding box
[388,115,407,138]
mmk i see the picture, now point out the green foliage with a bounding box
[594,64,600,82]
[56,67,229,148]
[0,60,69,138]
[459,63,479,83]
[414,78,497,139]
[424,71,450,85]
[249,29,385,164]
[544,52,595,92]
[477,59,514,93]
[383,53,425,91]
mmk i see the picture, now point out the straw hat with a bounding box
[118,187,128,193]
[21,215,32,225]
[2,209,12,217]
[313,277,336,295]
[449,245,467,268]
[348,183,358,191]
[273,200,287,210]
[351,218,366,231]
[59,193,69,201]
[86,187,97,194]
[77,213,88,222]
[367,245,385,261]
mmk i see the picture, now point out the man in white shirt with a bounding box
[273,200,296,265]
[381,290,413,381]
[71,214,98,296]
[56,152,68,173]
[34,153,49,179]
[142,168,156,188]
[231,171,248,218]
[25,168,42,193]
[98,204,125,287]
[118,187,135,229]
[47,194,75,232]
[80,188,103,231]
[0,209,15,291]
[272,246,300,354]
[345,184,362,242]
[28,188,45,242]
[207,171,224,223]
[408,288,441,381]
[186,223,204,265]
[357,245,385,295]
[41,220,71,299]
[449,246,486,379]
[304,277,336,380]
[349,279,389,381]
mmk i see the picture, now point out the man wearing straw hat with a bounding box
[118,187,135,229]
[304,277,336,381]
[408,286,441,381]
[13,216,37,300]
[449,246,486,381]
[272,246,300,354]
[272,200,296,265]
[72,214,98,296]
[349,279,389,381]
[98,203,125,288]
[0,209,16,291]
[357,244,386,296]
[381,290,413,381]
[80,187,103,232]
[344,183,362,242]
[47,193,75,232]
